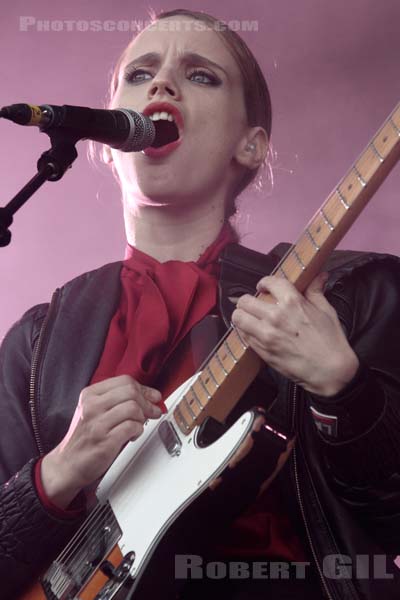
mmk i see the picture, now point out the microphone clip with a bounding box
[0,128,79,247]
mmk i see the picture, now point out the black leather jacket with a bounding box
[1,242,400,599]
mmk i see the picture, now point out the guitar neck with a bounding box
[173,103,400,433]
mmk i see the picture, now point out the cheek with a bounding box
[190,110,238,158]
[192,95,243,150]
[111,84,142,111]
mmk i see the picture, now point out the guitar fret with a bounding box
[370,141,384,162]
[184,395,197,420]
[320,209,335,231]
[336,187,350,210]
[224,340,238,363]
[293,249,306,270]
[215,351,228,375]
[198,378,211,401]
[305,227,320,251]
[207,364,220,388]
[353,165,367,187]
[389,117,400,136]
[189,386,205,410]
[234,328,248,350]
[278,266,288,279]
[174,406,190,431]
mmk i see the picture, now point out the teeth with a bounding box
[149,111,176,122]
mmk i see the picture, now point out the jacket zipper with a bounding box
[29,289,60,456]
[291,383,334,600]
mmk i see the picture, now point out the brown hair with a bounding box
[94,8,272,220]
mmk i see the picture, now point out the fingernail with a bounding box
[148,388,161,401]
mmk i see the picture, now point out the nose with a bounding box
[148,68,181,100]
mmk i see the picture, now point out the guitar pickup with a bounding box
[158,421,182,456]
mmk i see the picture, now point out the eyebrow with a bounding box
[123,51,229,79]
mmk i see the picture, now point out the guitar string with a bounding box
[51,505,115,586]
[48,503,112,588]
[48,504,111,592]
[54,500,109,563]
[49,505,120,597]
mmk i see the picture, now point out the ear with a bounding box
[103,145,114,164]
[234,126,269,170]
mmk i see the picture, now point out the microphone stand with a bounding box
[0,129,80,247]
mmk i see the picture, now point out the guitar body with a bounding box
[96,374,257,594]
[22,316,273,600]
[23,380,261,600]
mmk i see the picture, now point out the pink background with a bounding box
[1,0,399,337]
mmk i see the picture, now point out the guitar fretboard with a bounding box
[173,102,400,434]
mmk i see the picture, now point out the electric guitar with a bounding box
[21,102,400,600]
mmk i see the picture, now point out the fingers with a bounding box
[47,376,163,501]
[99,384,161,416]
[231,275,329,365]
[249,272,334,318]
[235,294,272,321]
[232,293,291,344]
[81,376,162,414]
[305,271,329,296]
[101,398,161,433]
[256,275,302,304]
[304,272,336,314]
[86,374,161,402]
[110,420,145,443]
[256,272,330,305]
[232,304,272,344]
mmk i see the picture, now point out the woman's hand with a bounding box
[41,375,162,509]
[231,272,359,397]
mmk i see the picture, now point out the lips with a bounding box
[143,101,184,135]
[142,101,184,157]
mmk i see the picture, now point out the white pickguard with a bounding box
[96,372,255,581]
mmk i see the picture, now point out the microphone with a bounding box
[0,103,156,152]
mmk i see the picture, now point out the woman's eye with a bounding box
[189,69,220,85]
[124,68,152,83]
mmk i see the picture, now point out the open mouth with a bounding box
[151,118,180,148]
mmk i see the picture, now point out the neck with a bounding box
[123,196,228,263]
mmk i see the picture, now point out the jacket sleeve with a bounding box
[0,307,86,599]
[305,258,400,547]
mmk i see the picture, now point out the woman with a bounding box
[1,9,400,600]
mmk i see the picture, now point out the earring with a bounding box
[246,143,256,152]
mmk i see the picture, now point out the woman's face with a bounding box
[110,15,250,211]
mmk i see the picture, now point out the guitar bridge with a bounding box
[40,501,122,599]
[158,420,182,456]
